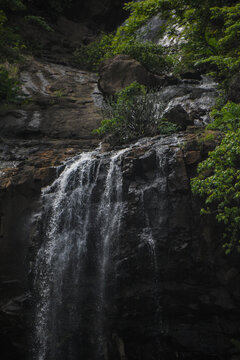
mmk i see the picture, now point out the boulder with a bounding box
[98,55,161,96]
[180,70,202,81]
[163,104,193,129]
[228,73,240,103]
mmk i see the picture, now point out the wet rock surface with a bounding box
[0,54,238,360]
[0,58,104,360]
[30,133,239,360]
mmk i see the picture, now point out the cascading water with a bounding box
[33,135,182,360]
[33,148,129,360]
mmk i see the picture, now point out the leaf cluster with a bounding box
[191,102,240,253]
[94,82,179,144]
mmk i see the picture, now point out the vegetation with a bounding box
[0,66,19,103]
[74,0,240,81]
[1,0,240,252]
[0,0,69,101]
[74,34,172,74]
[94,82,179,143]
[191,102,240,253]
[77,0,240,253]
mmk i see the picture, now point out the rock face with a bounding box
[163,104,192,129]
[31,132,240,360]
[0,59,102,141]
[0,58,104,360]
[0,56,238,360]
[98,55,162,95]
[228,73,240,103]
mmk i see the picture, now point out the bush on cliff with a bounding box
[74,35,172,74]
[191,102,240,253]
[93,82,179,143]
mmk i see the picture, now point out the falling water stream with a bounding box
[33,147,130,360]
[33,136,182,360]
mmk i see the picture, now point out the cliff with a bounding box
[1,2,240,359]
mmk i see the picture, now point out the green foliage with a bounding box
[191,102,240,253]
[74,0,172,73]
[73,34,114,71]
[74,33,171,74]
[112,40,173,74]
[0,0,26,12]
[113,0,162,44]
[24,15,53,32]
[0,66,19,103]
[94,82,171,143]
[0,10,24,60]
[193,2,240,79]
[208,102,240,132]
[73,0,240,78]
[160,0,240,79]
[198,130,217,146]
[157,120,180,135]
[47,0,72,13]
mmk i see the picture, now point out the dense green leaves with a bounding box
[191,103,240,253]
[94,82,179,143]
[0,10,24,60]
[74,34,171,74]
[208,102,240,132]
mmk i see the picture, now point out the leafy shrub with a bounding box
[93,82,178,143]
[73,34,114,71]
[74,34,171,74]
[24,15,53,32]
[208,102,240,132]
[0,67,19,103]
[112,40,173,74]
[0,10,24,60]
[191,102,240,253]
[73,0,171,74]
[157,120,180,135]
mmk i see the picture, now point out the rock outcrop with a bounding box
[98,55,162,95]
[228,73,240,104]
[0,58,104,359]
[0,55,238,360]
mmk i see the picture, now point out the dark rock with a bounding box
[155,74,181,86]
[98,55,162,95]
[228,73,240,103]
[180,71,202,81]
[164,105,193,129]
[0,54,235,360]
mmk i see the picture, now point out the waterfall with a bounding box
[33,135,182,360]
[33,148,128,360]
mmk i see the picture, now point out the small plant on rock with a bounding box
[93,82,179,144]
[0,66,19,103]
